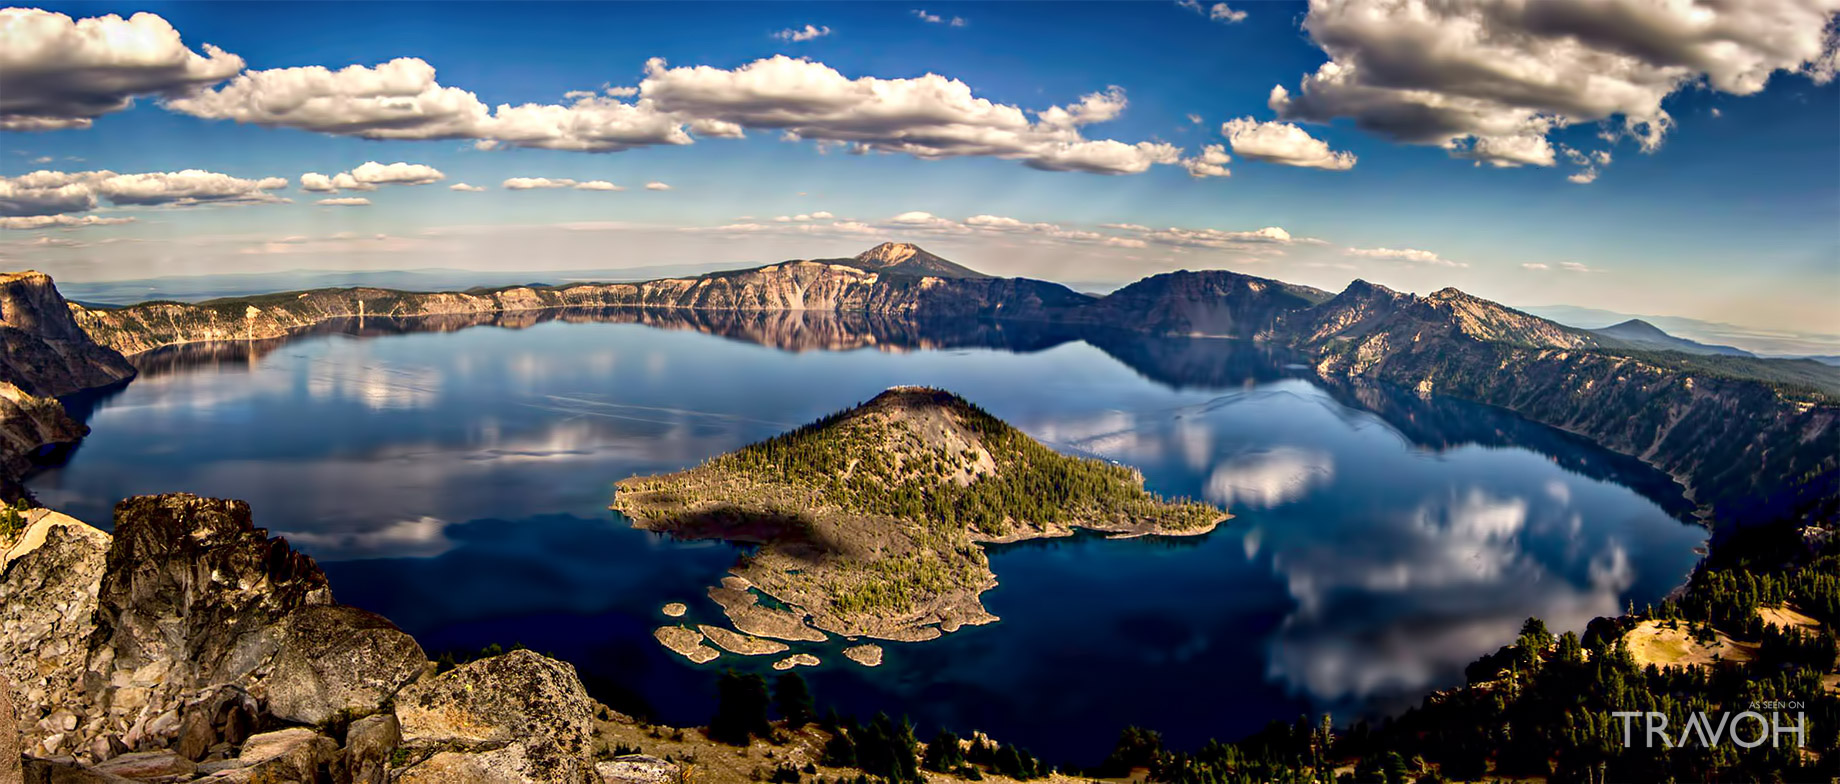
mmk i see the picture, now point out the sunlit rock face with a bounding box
[0,495,428,765]
[0,382,86,501]
[0,271,136,397]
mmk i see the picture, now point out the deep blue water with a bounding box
[30,315,1707,764]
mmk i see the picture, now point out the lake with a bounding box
[29,312,1707,763]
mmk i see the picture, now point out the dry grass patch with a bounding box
[1622,620,1756,668]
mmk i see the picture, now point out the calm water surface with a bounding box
[30,316,1706,762]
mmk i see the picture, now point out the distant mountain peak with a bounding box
[1591,318,1754,357]
[855,242,922,265]
[1604,318,1666,336]
[844,242,990,278]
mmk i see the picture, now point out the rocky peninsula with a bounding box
[614,386,1226,643]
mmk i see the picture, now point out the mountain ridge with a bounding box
[18,242,1840,528]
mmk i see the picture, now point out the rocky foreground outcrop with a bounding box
[0,494,627,783]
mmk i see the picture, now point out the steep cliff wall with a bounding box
[73,262,1096,357]
[1278,283,1840,524]
[0,272,133,500]
[0,271,135,397]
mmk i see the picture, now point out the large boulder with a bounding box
[395,650,599,784]
[264,605,426,726]
[340,712,400,784]
[194,727,337,783]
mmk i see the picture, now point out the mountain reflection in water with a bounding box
[39,308,1705,762]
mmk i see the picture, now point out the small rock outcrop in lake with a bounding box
[698,625,790,656]
[842,644,884,667]
[654,626,720,664]
[772,654,821,671]
[615,387,1226,642]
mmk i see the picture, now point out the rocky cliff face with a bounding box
[0,494,620,782]
[0,272,135,501]
[1275,282,1839,524]
[73,253,1094,357]
[0,271,136,398]
[0,383,86,502]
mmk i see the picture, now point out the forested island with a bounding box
[615,386,1225,642]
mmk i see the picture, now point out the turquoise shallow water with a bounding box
[31,316,1706,764]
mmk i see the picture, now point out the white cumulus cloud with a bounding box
[772,24,832,42]
[1221,117,1356,170]
[448,183,486,192]
[637,56,1180,174]
[1348,247,1466,268]
[1270,0,1840,172]
[1177,0,1247,24]
[1181,144,1232,178]
[575,180,624,191]
[0,214,136,230]
[1,169,289,217]
[502,177,577,190]
[645,181,672,191]
[300,161,444,193]
[316,197,371,207]
[0,8,244,130]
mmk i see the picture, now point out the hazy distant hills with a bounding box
[1590,318,1754,357]
[1523,304,1840,359]
[54,262,750,306]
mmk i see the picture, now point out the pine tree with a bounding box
[710,670,773,746]
[774,671,816,727]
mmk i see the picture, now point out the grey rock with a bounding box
[0,516,110,761]
[213,727,336,782]
[91,749,195,781]
[265,605,424,726]
[21,756,137,783]
[396,650,598,784]
[597,755,680,784]
[341,712,399,784]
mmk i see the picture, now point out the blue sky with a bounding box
[1,1,1836,333]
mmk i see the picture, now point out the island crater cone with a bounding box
[614,386,1226,642]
